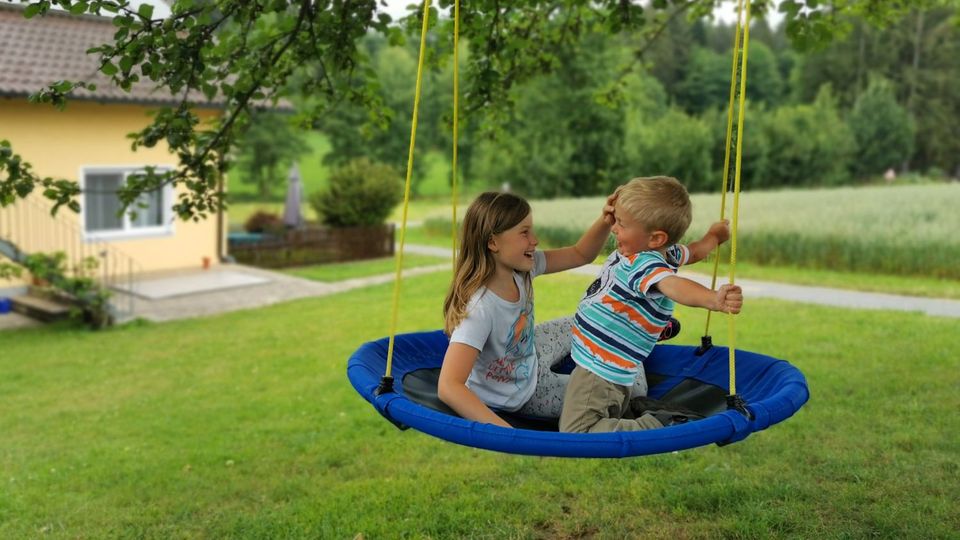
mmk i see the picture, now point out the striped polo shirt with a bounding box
[571,244,690,386]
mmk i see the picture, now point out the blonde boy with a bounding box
[559,176,742,433]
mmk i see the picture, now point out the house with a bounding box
[0,3,226,319]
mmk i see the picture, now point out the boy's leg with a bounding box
[559,367,663,433]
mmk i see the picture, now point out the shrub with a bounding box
[244,210,284,233]
[760,86,855,187]
[22,252,112,329]
[309,158,402,227]
[623,108,714,192]
[848,77,915,178]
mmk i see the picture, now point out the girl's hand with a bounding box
[715,283,743,314]
[708,220,731,245]
[602,187,620,226]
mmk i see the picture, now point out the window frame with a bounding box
[79,165,175,242]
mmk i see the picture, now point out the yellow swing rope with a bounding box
[727,0,751,396]
[702,0,751,396]
[451,0,460,270]
[703,0,744,339]
[384,0,434,382]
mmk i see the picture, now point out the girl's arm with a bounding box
[437,343,512,428]
[656,276,742,313]
[686,220,730,265]
[543,191,617,274]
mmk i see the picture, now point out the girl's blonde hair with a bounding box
[443,192,532,335]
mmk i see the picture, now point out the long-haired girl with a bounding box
[439,190,616,427]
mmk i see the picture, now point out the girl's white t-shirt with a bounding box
[448,251,546,412]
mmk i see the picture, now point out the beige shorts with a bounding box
[559,366,663,433]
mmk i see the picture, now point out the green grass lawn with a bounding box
[2,267,958,538]
[283,254,448,282]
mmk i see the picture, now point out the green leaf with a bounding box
[119,56,134,73]
[138,3,154,19]
[69,2,89,15]
[23,4,43,18]
[101,61,118,76]
[52,80,73,93]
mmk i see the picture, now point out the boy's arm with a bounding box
[655,275,743,313]
[685,220,731,265]
[544,191,617,274]
[437,342,512,428]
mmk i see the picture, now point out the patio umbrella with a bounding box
[282,163,304,229]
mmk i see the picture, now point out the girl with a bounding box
[439,191,616,428]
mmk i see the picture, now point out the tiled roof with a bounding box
[0,3,222,107]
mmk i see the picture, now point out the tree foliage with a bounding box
[848,77,915,178]
[761,87,856,187]
[625,108,714,192]
[233,112,309,200]
[0,0,925,218]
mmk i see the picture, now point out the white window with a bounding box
[81,167,174,240]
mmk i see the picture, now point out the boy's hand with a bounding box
[715,284,743,314]
[708,220,731,245]
[602,187,621,226]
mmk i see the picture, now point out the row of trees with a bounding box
[3,1,953,215]
[234,4,955,199]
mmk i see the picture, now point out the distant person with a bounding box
[438,191,614,427]
[560,176,742,433]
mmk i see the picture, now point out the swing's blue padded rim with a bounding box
[347,330,809,458]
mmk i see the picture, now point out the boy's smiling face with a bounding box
[611,203,664,256]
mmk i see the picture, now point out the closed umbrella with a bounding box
[282,163,304,229]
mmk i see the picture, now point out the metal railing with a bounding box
[0,196,142,320]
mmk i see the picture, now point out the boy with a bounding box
[559,176,742,433]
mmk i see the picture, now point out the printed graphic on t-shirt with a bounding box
[583,253,619,302]
[484,302,534,389]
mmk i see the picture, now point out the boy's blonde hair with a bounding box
[443,192,532,335]
[617,176,692,244]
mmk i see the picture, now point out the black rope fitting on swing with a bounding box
[375,376,395,396]
[374,376,410,430]
[695,335,713,356]
[726,394,753,420]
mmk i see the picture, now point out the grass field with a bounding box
[2,265,958,538]
[528,184,960,279]
[419,183,960,282]
[409,223,960,301]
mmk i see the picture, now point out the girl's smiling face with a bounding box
[489,212,539,272]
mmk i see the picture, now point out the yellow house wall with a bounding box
[0,98,225,287]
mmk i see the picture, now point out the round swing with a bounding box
[347,0,809,457]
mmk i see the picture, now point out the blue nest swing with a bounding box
[347,329,809,458]
[348,0,808,458]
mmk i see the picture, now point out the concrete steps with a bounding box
[11,293,72,322]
